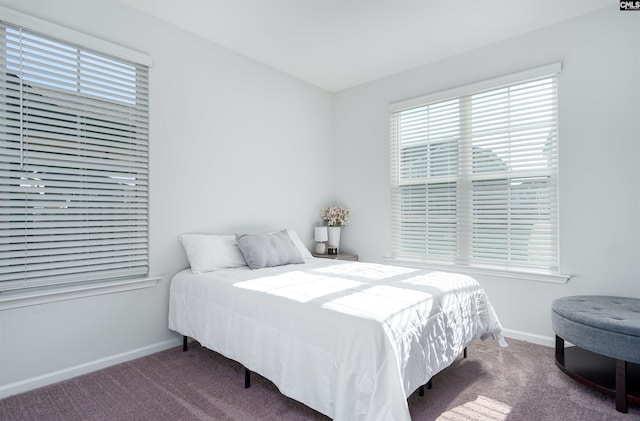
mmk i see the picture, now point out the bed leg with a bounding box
[419,378,433,397]
[244,368,251,388]
[183,336,188,352]
[463,347,467,359]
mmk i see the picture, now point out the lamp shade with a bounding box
[314,226,328,242]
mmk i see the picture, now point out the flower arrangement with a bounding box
[321,206,350,227]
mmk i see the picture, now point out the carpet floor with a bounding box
[1,337,638,420]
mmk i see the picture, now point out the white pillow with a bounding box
[178,234,247,273]
[285,228,313,259]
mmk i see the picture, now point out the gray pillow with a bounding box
[236,230,304,270]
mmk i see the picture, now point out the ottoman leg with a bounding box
[555,335,564,366]
[616,359,627,413]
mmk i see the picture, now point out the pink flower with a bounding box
[321,206,350,227]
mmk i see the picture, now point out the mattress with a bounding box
[168,258,505,421]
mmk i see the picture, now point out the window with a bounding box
[390,64,561,275]
[0,19,150,292]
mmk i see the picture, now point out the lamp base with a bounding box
[315,242,327,254]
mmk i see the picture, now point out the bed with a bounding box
[169,230,505,421]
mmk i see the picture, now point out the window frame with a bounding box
[389,63,570,283]
[0,7,157,308]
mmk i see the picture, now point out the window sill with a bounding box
[384,258,570,284]
[0,276,161,311]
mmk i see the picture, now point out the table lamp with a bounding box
[314,226,328,254]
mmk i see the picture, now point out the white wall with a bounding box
[0,0,333,395]
[332,6,640,345]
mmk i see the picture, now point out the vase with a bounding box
[327,226,341,252]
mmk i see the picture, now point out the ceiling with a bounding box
[118,0,613,92]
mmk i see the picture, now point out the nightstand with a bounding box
[312,253,358,262]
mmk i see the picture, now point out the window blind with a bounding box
[390,64,560,274]
[0,22,149,290]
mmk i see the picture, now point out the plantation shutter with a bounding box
[390,63,560,274]
[0,21,150,290]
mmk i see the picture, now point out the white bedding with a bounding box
[168,258,505,421]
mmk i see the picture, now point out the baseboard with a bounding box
[0,337,182,400]
[502,328,555,348]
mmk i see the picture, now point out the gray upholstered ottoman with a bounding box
[552,296,640,413]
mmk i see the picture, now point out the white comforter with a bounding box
[168,258,505,421]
